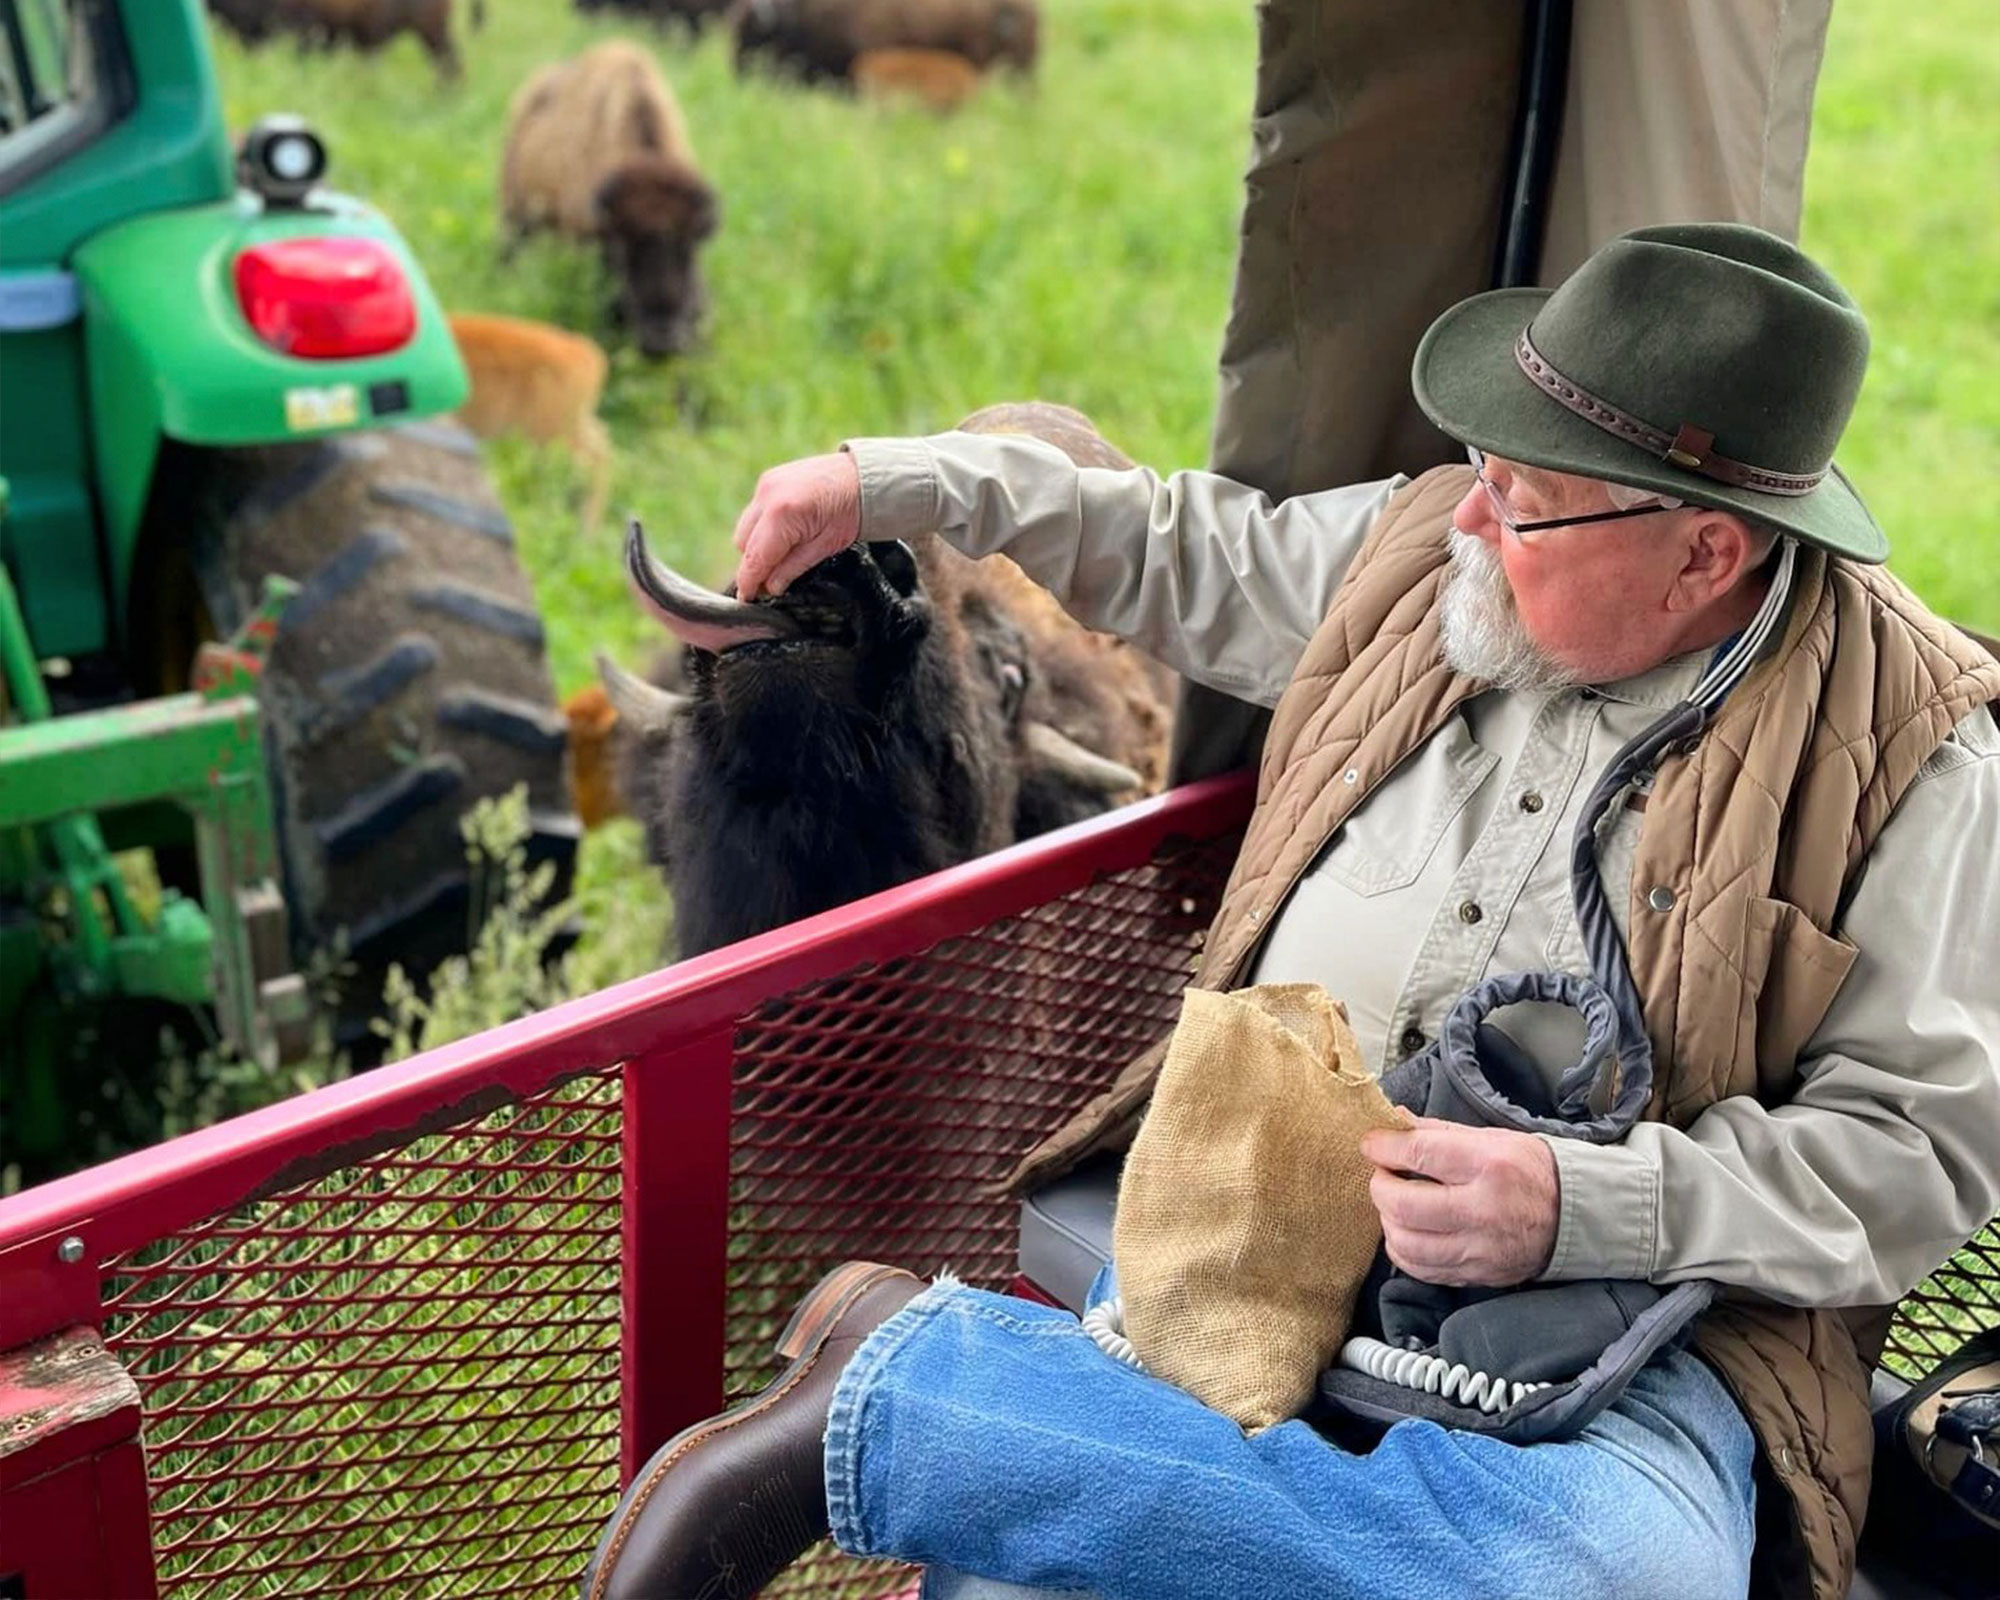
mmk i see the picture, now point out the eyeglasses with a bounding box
[1466,447,1681,535]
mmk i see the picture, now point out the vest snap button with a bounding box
[1343,768,1360,785]
[1400,1026,1427,1056]
[1458,900,1483,925]
[1519,791,1545,813]
[1647,886,1677,912]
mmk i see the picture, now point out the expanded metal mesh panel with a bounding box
[1883,1225,2000,1380]
[102,1073,624,1600]
[729,829,1242,1598]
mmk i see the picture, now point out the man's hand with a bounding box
[731,452,864,599]
[1360,1118,1560,1287]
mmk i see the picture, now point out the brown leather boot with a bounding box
[581,1260,925,1600]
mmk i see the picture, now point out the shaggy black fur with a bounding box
[625,542,1019,958]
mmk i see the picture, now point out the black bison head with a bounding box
[602,518,1144,957]
[593,157,718,358]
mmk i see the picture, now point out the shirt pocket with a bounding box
[1320,714,1498,898]
[1545,802,1644,975]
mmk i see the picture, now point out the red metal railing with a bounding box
[0,773,1256,1599]
[3,763,1994,1596]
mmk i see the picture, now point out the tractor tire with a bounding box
[185,422,580,1040]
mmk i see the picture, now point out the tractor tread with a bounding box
[345,813,580,962]
[307,633,441,740]
[285,526,408,631]
[345,868,474,962]
[185,426,576,1044]
[409,582,547,645]
[436,687,570,754]
[234,436,385,533]
[393,419,484,458]
[311,754,467,863]
[368,480,515,543]
[528,810,585,852]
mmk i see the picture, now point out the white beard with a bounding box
[1438,529,1580,692]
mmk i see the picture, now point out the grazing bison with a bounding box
[500,41,718,358]
[208,0,285,43]
[448,312,613,529]
[853,46,983,113]
[732,0,1038,84]
[599,402,1172,957]
[208,0,473,77]
[573,0,733,31]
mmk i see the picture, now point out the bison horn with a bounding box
[626,518,802,652]
[596,650,690,731]
[1023,721,1145,796]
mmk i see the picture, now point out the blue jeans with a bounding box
[825,1280,1757,1600]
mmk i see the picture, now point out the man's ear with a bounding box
[1665,511,1761,614]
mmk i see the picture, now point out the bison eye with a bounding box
[866,540,919,597]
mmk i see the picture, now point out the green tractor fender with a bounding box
[72,192,469,634]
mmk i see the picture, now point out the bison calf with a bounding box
[449,312,614,529]
[853,46,983,113]
[500,41,718,358]
[733,0,1037,84]
[599,403,1171,958]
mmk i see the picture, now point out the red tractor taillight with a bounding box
[234,237,417,360]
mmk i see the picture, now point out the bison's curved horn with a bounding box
[1023,721,1144,796]
[626,518,801,652]
[596,650,690,731]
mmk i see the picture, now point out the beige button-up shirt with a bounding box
[848,429,2000,1309]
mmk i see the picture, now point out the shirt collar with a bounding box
[1587,648,1711,709]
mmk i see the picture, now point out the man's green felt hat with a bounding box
[1412,222,1886,562]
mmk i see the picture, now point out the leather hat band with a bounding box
[1515,329,1828,497]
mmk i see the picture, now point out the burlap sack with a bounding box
[1113,984,1412,1431]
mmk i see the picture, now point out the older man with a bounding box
[585,225,2000,1600]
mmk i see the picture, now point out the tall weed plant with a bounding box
[376,793,671,1061]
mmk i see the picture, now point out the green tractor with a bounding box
[0,0,577,1179]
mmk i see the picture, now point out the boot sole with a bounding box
[583,1261,919,1600]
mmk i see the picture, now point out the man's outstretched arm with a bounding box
[732,432,1403,709]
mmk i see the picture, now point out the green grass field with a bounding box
[214,0,1258,700]
[205,0,2000,1035]
[1800,0,2000,619]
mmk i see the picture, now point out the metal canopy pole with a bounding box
[1491,0,1575,289]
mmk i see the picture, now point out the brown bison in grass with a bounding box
[732,0,1037,85]
[208,0,473,77]
[500,41,718,358]
[597,402,1173,958]
[447,312,614,530]
[853,46,984,113]
[573,0,734,32]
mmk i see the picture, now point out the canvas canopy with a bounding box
[1176,0,1834,778]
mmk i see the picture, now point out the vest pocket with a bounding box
[1321,715,1498,897]
[1745,896,1859,1075]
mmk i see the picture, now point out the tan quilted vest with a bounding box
[1007,465,2000,1600]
